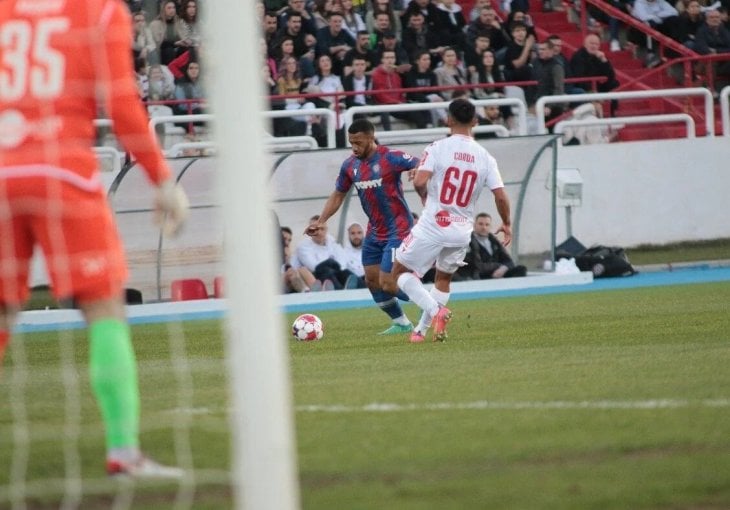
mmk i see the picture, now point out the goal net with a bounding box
[1,1,297,509]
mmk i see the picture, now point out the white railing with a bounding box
[554,113,697,140]
[165,141,218,157]
[343,98,528,137]
[535,87,714,136]
[264,135,320,151]
[93,146,123,173]
[262,108,337,148]
[374,124,510,144]
[721,85,730,138]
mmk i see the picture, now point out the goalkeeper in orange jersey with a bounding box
[0,0,188,477]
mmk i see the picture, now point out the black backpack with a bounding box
[574,245,637,278]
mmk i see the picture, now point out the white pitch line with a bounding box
[165,399,730,416]
[295,399,730,413]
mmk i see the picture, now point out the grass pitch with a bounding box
[1,281,729,509]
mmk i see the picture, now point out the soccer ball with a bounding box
[291,314,324,341]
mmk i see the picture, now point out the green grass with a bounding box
[626,237,730,265]
[1,282,730,508]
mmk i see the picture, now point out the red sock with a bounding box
[0,331,9,365]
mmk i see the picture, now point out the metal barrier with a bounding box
[165,141,218,157]
[262,108,337,148]
[93,146,123,173]
[535,87,714,135]
[264,135,320,151]
[554,113,697,140]
[374,124,510,144]
[721,85,730,138]
[343,98,528,137]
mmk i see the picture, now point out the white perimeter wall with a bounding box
[556,137,730,247]
[274,135,730,255]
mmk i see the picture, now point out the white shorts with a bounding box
[395,232,467,277]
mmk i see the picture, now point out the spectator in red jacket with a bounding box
[371,50,430,130]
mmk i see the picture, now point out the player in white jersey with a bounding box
[388,99,513,342]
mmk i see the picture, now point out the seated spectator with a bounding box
[469,0,492,21]
[263,11,280,51]
[342,56,372,109]
[400,0,442,34]
[147,64,176,101]
[369,11,397,49]
[279,0,318,35]
[677,0,706,49]
[503,21,535,104]
[374,31,413,74]
[547,34,580,92]
[316,12,357,75]
[533,40,565,120]
[470,50,506,99]
[477,104,510,138]
[150,0,187,65]
[569,33,620,92]
[277,56,318,135]
[506,10,537,40]
[466,6,509,55]
[695,9,730,80]
[464,33,492,77]
[173,60,205,117]
[436,0,467,48]
[455,213,527,280]
[295,216,355,290]
[343,223,367,289]
[631,0,681,66]
[340,0,367,39]
[132,11,158,65]
[272,36,298,69]
[275,10,317,77]
[179,0,202,49]
[366,0,403,38]
[343,30,378,75]
[434,46,470,100]
[312,0,337,30]
[405,51,447,125]
[135,58,149,101]
[306,54,345,109]
[281,226,319,293]
[402,11,445,65]
[371,49,431,129]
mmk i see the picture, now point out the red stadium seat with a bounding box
[213,276,224,298]
[170,278,208,301]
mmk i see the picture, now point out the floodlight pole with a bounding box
[206,3,301,510]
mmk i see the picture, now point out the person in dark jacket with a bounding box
[456,213,526,280]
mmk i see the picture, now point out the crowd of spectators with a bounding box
[125,0,729,144]
[257,0,631,142]
[127,0,206,128]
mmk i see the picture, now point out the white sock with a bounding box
[398,273,439,317]
[430,287,450,307]
[108,446,140,463]
[394,315,411,326]
[416,288,450,333]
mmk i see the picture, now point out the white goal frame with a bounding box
[206,4,301,510]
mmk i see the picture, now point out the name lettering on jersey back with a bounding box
[454,152,475,164]
[354,178,382,190]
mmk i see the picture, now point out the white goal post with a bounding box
[205,3,301,510]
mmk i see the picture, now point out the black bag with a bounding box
[575,245,637,278]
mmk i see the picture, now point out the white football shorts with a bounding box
[395,232,468,277]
